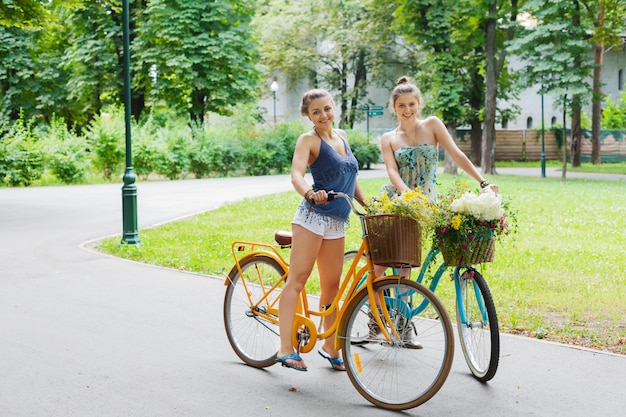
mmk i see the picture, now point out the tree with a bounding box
[580,0,625,164]
[482,0,519,175]
[135,0,261,125]
[508,0,595,176]
[0,0,57,29]
[388,0,521,172]
[255,0,380,129]
[62,1,125,127]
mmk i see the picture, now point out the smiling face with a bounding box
[306,96,335,129]
[393,93,421,122]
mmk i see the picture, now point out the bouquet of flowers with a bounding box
[433,181,515,266]
[363,188,436,267]
[364,188,436,229]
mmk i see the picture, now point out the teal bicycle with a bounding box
[344,244,499,382]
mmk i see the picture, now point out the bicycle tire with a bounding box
[223,255,285,368]
[343,250,367,272]
[455,267,500,382]
[339,278,454,410]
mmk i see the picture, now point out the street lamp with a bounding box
[541,87,546,178]
[121,0,139,244]
[270,80,278,124]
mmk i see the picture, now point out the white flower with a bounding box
[450,189,505,222]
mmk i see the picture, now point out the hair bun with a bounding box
[397,76,411,86]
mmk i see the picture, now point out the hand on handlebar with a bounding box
[307,191,366,217]
[308,189,333,205]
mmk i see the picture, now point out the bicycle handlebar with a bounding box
[309,190,367,217]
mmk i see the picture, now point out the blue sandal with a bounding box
[318,348,346,371]
[275,353,307,371]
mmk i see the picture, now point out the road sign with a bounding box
[370,106,384,111]
[368,111,383,116]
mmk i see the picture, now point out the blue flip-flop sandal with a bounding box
[318,348,346,371]
[275,353,307,371]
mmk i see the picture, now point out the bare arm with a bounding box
[291,134,316,198]
[430,117,498,192]
[380,132,410,193]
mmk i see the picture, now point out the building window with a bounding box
[502,118,508,129]
[527,117,533,128]
[619,69,624,91]
[551,116,557,126]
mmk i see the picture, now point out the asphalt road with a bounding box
[1,168,625,417]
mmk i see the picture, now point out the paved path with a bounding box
[1,168,625,416]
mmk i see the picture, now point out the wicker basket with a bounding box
[365,214,422,268]
[439,233,495,266]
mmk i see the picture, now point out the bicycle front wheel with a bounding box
[223,255,285,368]
[339,278,454,410]
[455,267,500,382]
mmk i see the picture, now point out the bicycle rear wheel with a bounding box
[339,278,454,410]
[455,267,500,381]
[223,255,285,368]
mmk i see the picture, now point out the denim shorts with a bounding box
[292,205,345,239]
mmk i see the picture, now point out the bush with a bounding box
[264,121,304,174]
[154,121,193,180]
[133,115,167,180]
[86,107,125,180]
[0,112,44,186]
[40,116,87,184]
[602,92,626,129]
[346,130,381,169]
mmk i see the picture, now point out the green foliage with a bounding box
[155,123,193,180]
[601,92,626,129]
[135,0,261,123]
[346,129,380,169]
[132,114,167,180]
[508,0,594,106]
[254,0,380,128]
[0,25,37,125]
[61,1,123,127]
[0,112,44,186]
[85,107,126,180]
[39,115,87,184]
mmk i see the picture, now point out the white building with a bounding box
[261,45,626,133]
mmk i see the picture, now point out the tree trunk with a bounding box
[591,41,604,164]
[570,0,582,167]
[469,61,484,166]
[571,97,582,167]
[339,63,348,129]
[562,96,568,181]
[481,0,517,174]
[481,1,497,174]
[348,49,367,130]
[471,117,482,166]
[444,122,458,175]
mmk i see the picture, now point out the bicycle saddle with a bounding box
[274,230,292,247]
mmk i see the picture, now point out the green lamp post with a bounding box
[121,0,140,245]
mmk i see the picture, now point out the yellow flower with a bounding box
[451,214,464,230]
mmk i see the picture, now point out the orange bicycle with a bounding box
[223,192,454,410]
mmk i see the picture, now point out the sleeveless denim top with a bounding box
[306,134,359,221]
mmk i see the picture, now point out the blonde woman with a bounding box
[275,89,366,372]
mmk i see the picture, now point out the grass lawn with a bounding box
[98,173,626,355]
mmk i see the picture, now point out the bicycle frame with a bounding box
[227,203,407,354]
[410,247,488,331]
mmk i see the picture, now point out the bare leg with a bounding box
[276,224,322,370]
[317,237,345,369]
